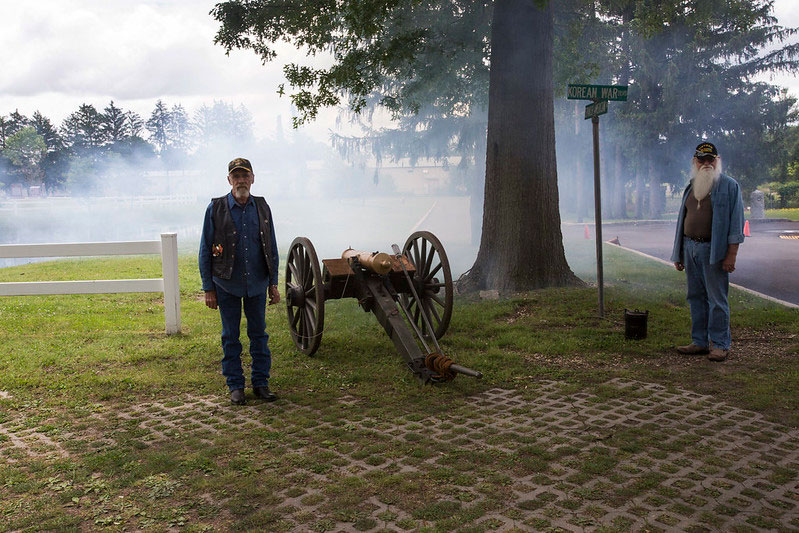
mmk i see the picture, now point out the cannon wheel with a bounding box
[285,237,325,355]
[401,231,453,339]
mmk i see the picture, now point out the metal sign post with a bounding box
[591,111,604,317]
[567,84,628,318]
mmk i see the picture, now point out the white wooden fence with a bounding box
[0,233,181,334]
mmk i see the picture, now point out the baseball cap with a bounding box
[228,157,253,173]
[694,142,718,159]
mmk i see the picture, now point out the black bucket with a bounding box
[624,309,648,339]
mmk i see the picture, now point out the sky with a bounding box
[0,0,339,142]
[1,0,798,143]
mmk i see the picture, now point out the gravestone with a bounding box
[750,190,765,219]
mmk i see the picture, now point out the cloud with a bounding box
[0,0,289,99]
[0,0,333,139]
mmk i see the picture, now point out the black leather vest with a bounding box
[211,195,275,281]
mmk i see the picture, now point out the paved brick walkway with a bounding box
[2,380,798,531]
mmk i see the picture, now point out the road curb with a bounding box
[607,242,799,309]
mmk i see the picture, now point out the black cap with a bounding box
[694,142,718,158]
[228,157,253,173]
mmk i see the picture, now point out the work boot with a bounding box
[676,343,709,355]
[230,388,246,405]
[253,386,278,402]
[708,347,729,362]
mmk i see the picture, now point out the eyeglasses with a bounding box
[695,154,716,164]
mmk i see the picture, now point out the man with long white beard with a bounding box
[199,158,280,404]
[671,142,745,362]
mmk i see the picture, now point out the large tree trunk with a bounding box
[459,0,581,292]
[470,149,486,246]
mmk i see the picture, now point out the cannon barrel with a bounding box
[342,248,393,275]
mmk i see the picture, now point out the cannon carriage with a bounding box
[284,231,482,383]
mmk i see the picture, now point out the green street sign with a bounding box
[568,84,628,101]
[585,100,608,119]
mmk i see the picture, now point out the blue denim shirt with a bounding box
[199,193,279,296]
[671,173,745,265]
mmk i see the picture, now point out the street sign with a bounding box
[566,83,629,318]
[567,84,628,101]
[584,100,608,119]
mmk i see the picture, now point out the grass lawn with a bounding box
[765,207,799,221]
[1,241,797,531]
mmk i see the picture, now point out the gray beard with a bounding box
[232,186,250,202]
[691,165,721,204]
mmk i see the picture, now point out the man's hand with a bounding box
[204,290,217,310]
[268,285,281,305]
[722,243,739,273]
[721,256,736,273]
[674,262,684,271]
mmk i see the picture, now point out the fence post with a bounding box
[160,233,181,334]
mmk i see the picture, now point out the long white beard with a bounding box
[691,163,721,204]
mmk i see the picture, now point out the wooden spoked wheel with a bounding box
[400,231,454,340]
[285,237,325,355]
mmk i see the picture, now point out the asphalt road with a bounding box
[570,219,799,306]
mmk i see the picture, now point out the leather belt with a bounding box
[684,235,710,243]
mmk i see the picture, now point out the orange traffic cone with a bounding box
[744,220,751,237]
[584,224,590,239]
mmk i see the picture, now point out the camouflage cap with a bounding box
[694,142,718,158]
[228,157,253,173]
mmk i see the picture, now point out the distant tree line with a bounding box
[0,100,254,195]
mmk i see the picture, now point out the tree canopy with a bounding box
[2,127,46,185]
[213,0,583,291]
[213,0,799,209]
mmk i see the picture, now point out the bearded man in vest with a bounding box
[671,142,745,362]
[199,158,280,404]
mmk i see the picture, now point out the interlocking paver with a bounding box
[2,379,799,531]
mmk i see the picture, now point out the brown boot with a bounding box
[708,347,729,362]
[676,343,709,355]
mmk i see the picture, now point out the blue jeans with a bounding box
[216,285,272,391]
[683,239,731,350]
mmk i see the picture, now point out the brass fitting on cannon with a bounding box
[425,352,483,381]
[342,248,393,275]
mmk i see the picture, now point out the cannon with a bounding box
[284,231,482,383]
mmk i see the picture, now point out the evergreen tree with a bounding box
[7,110,29,134]
[101,101,129,144]
[194,101,254,148]
[167,104,192,153]
[1,111,30,149]
[0,117,9,149]
[31,111,69,190]
[146,100,171,152]
[61,104,104,150]
[126,111,145,138]
[592,0,799,216]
